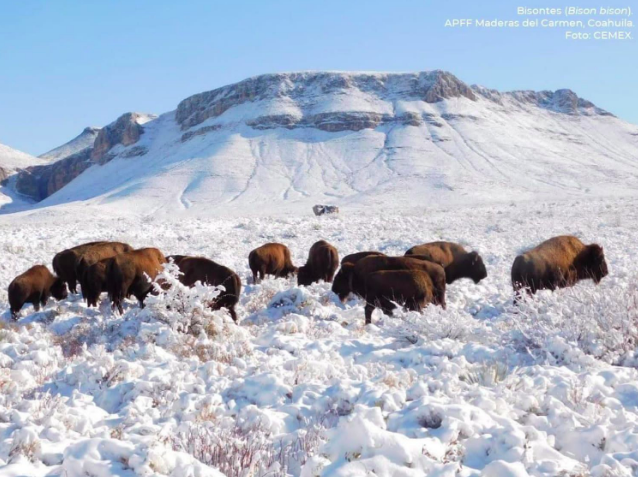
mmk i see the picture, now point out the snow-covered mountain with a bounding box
[38,126,101,162]
[7,70,638,216]
[0,142,45,181]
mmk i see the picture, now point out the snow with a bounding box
[0,143,44,172]
[38,127,100,163]
[0,196,637,476]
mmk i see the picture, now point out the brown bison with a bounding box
[169,256,242,322]
[76,242,135,299]
[107,248,166,314]
[248,243,297,283]
[405,241,487,284]
[82,259,112,308]
[511,235,608,299]
[364,270,440,325]
[8,265,68,318]
[332,251,386,301]
[53,241,133,293]
[298,240,339,286]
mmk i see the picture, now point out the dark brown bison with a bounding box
[298,240,339,286]
[8,265,68,318]
[82,259,112,308]
[332,251,386,301]
[76,242,135,299]
[511,235,608,299]
[107,248,166,314]
[248,243,297,283]
[405,241,487,284]
[53,241,133,293]
[353,255,447,309]
[364,270,440,325]
[169,256,242,322]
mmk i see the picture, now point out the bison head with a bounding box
[51,277,68,301]
[469,252,488,284]
[584,244,608,284]
[297,266,314,286]
[331,265,354,302]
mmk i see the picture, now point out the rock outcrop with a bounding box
[14,113,154,201]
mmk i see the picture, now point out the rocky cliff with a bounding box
[14,113,154,201]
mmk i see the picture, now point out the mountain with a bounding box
[7,70,638,216]
[0,143,45,181]
[39,126,101,162]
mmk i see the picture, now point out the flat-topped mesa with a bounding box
[472,85,612,116]
[175,70,478,130]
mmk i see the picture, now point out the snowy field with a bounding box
[0,196,637,476]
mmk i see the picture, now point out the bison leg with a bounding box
[68,279,78,294]
[364,303,375,325]
[229,307,238,322]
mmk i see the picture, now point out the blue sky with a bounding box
[1,0,636,155]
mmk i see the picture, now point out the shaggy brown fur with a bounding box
[511,235,608,299]
[107,248,166,314]
[171,256,242,322]
[53,241,132,293]
[331,252,385,301]
[364,270,438,324]
[82,259,112,308]
[351,255,447,310]
[341,251,386,265]
[405,241,487,284]
[248,243,297,283]
[298,240,339,286]
[8,265,68,318]
[76,242,135,299]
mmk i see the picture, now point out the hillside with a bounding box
[6,71,638,216]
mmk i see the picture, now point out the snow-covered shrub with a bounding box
[146,261,224,334]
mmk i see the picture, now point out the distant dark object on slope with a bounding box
[313,205,339,216]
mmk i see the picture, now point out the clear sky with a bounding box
[1,0,636,155]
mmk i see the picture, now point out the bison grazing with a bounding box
[352,255,447,309]
[107,248,166,314]
[82,259,112,308]
[511,235,609,299]
[76,242,135,299]
[298,240,339,286]
[331,251,386,301]
[53,241,133,293]
[405,241,487,284]
[364,270,439,325]
[8,265,68,318]
[248,243,297,283]
[170,256,242,322]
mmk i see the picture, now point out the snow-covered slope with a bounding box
[9,71,638,216]
[38,127,101,162]
[0,143,44,179]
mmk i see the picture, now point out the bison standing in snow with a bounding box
[511,235,608,299]
[405,241,487,284]
[168,256,242,322]
[364,269,441,325]
[8,265,68,318]
[298,240,339,286]
[107,248,166,314]
[331,251,386,301]
[53,241,132,294]
[82,259,112,308]
[248,243,297,283]
[76,242,135,299]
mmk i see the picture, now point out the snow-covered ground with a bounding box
[0,196,637,476]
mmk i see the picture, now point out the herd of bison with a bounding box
[6,235,609,325]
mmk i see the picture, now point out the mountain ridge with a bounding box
[4,70,637,216]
